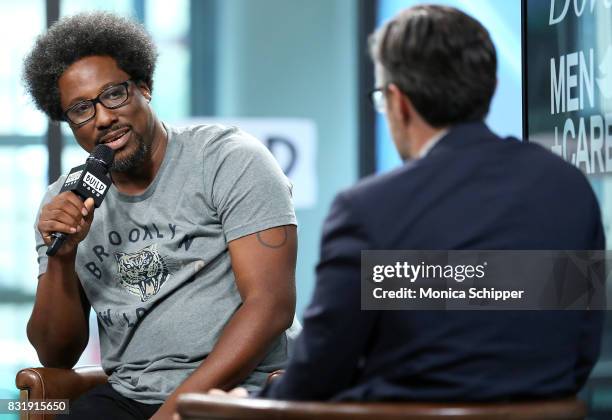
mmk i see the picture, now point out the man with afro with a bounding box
[25,11,298,420]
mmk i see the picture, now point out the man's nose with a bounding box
[94,103,118,129]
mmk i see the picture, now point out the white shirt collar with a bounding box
[416,129,449,159]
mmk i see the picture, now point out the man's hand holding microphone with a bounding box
[38,144,114,257]
[38,194,96,258]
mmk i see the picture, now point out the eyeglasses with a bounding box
[63,80,132,126]
[368,86,387,114]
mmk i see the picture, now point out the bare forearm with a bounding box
[150,299,292,419]
[28,253,90,367]
[176,298,291,392]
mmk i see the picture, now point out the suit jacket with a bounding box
[259,122,605,401]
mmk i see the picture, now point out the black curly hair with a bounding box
[23,11,158,121]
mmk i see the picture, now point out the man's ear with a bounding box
[387,83,412,123]
[136,82,152,102]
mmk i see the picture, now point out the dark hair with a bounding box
[369,5,497,127]
[23,11,158,121]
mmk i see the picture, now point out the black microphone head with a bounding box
[90,144,115,168]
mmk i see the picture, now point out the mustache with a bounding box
[96,124,132,145]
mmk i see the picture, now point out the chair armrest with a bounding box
[176,394,587,420]
[16,365,108,401]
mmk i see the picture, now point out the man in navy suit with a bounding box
[219,5,605,401]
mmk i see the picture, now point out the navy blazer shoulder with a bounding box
[342,122,601,251]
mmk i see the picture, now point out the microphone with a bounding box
[46,145,115,256]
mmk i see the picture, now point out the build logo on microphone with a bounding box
[83,172,107,196]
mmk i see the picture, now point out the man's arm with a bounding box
[28,259,91,368]
[258,192,378,400]
[28,195,95,368]
[152,224,296,418]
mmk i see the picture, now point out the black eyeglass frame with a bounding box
[63,79,133,126]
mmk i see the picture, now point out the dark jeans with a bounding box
[60,383,162,420]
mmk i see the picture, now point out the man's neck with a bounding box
[416,128,449,159]
[111,119,168,195]
[410,126,448,159]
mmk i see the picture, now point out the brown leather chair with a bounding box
[15,365,108,420]
[177,393,587,420]
[13,367,282,420]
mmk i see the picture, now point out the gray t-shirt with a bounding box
[35,124,298,404]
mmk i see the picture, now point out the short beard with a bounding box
[110,137,149,172]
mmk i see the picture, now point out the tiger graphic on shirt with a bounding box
[115,244,170,302]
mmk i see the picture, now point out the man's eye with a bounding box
[72,103,91,116]
[103,87,124,100]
